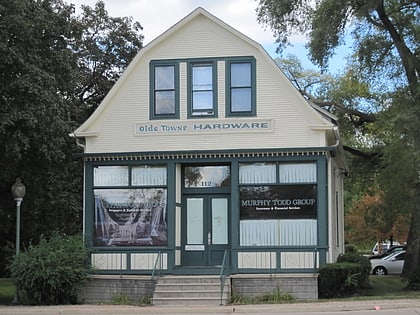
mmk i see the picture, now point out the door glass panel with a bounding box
[212,198,228,245]
[187,198,203,244]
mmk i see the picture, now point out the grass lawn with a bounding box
[0,278,15,305]
[356,275,420,299]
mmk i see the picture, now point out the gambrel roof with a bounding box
[73,7,342,160]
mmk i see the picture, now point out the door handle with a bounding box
[208,232,212,245]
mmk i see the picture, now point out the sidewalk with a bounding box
[1,299,420,315]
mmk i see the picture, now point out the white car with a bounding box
[371,251,405,275]
[371,241,400,255]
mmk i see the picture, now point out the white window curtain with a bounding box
[132,166,167,186]
[279,163,317,183]
[94,166,129,186]
[240,219,317,246]
[239,163,276,184]
[279,219,317,246]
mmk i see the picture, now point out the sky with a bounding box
[69,0,349,71]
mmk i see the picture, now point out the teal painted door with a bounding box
[182,195,229,266]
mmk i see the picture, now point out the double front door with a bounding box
[182,194,229,266]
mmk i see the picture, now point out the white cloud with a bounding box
[70,0,278,47]
[69,0,331,68]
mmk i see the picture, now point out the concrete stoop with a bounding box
[152,275,230,306]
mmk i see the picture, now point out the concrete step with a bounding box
[152,275,231,306]
[152,296,227,306]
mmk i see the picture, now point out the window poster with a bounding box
[240,185,317,220]
[93,188,167,246]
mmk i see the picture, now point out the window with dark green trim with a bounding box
[226,58,256,116]
[150,61,179,119]
[92,164,168,247]
[188,61,217,117]
[238,162,318,247]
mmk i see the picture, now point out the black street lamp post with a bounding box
[11,177,26,304]
[11,178,26,255]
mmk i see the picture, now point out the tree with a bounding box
[0,0,143,275]
[257,0,420,277]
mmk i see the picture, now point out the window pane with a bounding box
[239,163,276,184]
[239,219,317,246]
[184,166,230,188]
[212,198,228,245]
[193,66,212,90]
[279,163,317,183]
[193,91,213,110]
[231,88,251,112]
[192,65,213,112]
[132,165,167,186]
[231,63,251,87]
[155,91,175,114]
[240,220,279,246]
[187,198,203,244]
[155,66,174,89]
[279,219,317,245]
[94,188,167,246]
[94,166,128,186]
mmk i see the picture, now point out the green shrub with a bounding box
[337,253,371,288]
[8,232,92,305]
[344,244,359,255]
[318,262,363,298]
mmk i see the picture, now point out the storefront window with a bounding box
[94,166,128,186]
[93,165,167,247]
[239,162,318,246]
[279,163,316,183]
[239,162,276,184]
[132,165,167,186]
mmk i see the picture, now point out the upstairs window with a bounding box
[226,58,256,116]
[188,62,217,117]
[150,62,179,119]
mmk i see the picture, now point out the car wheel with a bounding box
[373,266,387,275]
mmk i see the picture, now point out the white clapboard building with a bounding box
[73,7,347,304]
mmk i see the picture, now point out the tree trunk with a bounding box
[402,187,420,277]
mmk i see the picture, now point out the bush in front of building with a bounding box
[318,260,369,298]
[8,232,92,305]
[336,253,371,288]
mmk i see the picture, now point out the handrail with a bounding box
[219,249,229,305]
[151,251,162,286]
[313,247,318,275]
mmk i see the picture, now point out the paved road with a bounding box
[1,299,420,315]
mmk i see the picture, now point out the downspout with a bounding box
[69,132,86,150]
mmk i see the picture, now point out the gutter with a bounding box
[69,132,86,150]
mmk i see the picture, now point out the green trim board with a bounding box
[77,146,335,160]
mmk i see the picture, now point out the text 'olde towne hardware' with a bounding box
[135,119,273,135]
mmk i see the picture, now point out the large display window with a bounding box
[239,162,318,246]
[92,165,167,247]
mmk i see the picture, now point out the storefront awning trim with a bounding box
[77,147,334,162]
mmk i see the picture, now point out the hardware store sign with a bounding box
[135,119,273,136]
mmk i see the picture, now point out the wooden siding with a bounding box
[91,253,127,270]
[237,251,276,269]
[75,10,334,154]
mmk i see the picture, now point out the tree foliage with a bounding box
[0,0,143,276]
[258,0,420,278]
